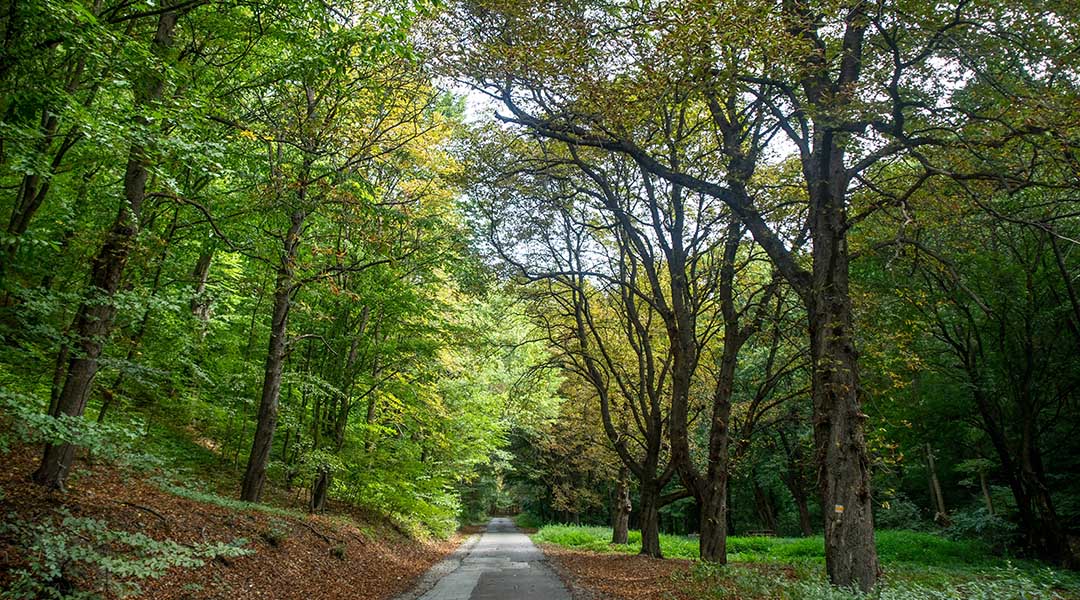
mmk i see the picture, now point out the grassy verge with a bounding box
[533,524,1080,599]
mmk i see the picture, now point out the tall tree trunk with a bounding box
[612,467,631,544]
[808,156,879,590]
[97,208,179,423]
[926,443,948,524]
[240,209,304,502]
[32,11,179,490]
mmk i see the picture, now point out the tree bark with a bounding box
[309,465,329,513]
[698,474,728,562]
[240,209,304,502]
[612,467,631,544]
[32,10,179,490]
[638,479,662,558]
[190,246,214,324]
[808,155,879,589]
[926,443,948,525]
[752,478,780,533]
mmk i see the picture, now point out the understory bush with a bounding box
[873,493,926,531]
[514,512,543,529]
[946,506,1020,553]
[0,509,251,599]
[689,562,1071,600]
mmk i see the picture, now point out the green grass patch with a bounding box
[533,524,1080,598]
[534,525,997,568]
[533,524,700,559]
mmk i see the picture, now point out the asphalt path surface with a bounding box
[395,517,571,600]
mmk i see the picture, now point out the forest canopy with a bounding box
[1,0,1080,598]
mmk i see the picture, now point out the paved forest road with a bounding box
[395,517,571,600]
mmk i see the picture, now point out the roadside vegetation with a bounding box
[535,524,1080,599]
[3,0,1080,599]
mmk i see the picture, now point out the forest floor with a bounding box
[0,444,462,599]
[543,545,694,600]
[534,524,1080,600]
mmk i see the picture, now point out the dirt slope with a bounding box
[0,446,459,600]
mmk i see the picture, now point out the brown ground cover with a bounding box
[542,544,695,600]
[0,445,459,599]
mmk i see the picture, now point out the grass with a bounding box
[532,524,1080,599]
[534,524,699,559]
[535,525,997,566]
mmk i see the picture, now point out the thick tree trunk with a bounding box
[32,11,178,490]
[612,467,631,544]
[808,160,879,590]
[699,476,728,563]
[1021,436,1074,567]
[638,479,662,558]
[240,210,303,502]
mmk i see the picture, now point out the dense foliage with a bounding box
[2,0,1080,597]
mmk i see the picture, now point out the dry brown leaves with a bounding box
[542,544,695,600]
[0,446,459,600]
[543,543,804,600]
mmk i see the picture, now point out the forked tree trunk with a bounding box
[752,478,780,533]
[32,11,179,490]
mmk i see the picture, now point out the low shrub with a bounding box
[1,509,251,599]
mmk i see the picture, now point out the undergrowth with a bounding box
[534,524,1080,599]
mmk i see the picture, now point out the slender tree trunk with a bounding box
[190,246,214,326]
[240,210,303,502]
[698,331,737,563]
[980,471,994,516]
[612,467,631,544]
[97,209,178,423]
[926,443,948,524]
[32,11,179,490]
[752,478,780,533]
